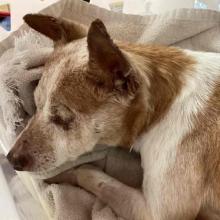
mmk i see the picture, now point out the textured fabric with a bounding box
[1,0,220,219]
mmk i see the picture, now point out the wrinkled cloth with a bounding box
[1,0,220,219]
[0,31,52,145]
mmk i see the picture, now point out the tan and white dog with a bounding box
[7,14,220,220]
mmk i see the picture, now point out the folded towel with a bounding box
[1,0,220,219]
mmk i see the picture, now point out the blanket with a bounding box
[1,0,220,219]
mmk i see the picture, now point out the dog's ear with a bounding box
[23,14,87,45]
[87,19,139,95]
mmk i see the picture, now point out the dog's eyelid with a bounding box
[51,103,73,114]
[50,114,74,130]
[49,103,76,130]
[50,104,71,117]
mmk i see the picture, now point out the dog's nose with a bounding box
[7,151,32,171]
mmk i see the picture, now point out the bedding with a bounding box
[1,0,220,219]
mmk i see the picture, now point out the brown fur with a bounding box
[118,44,195,147]
[186,82,220,218]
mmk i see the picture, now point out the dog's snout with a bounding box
[7,147,33,171]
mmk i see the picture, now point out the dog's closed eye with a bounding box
[50,115,74,130]
[50,104,75,130]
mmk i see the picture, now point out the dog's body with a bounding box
[7,15,220,220]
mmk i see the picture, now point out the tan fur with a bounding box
[118,44,195,147]
[185,84,220,218]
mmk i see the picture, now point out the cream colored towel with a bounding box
[1,0,220,219]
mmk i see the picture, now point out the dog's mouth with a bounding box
[28,145,110,179]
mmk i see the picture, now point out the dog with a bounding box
[7,14,220,220]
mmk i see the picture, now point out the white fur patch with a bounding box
[134,50,220,218]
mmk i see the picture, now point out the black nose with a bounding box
[7,151,32,171]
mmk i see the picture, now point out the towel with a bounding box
[1,0,220,219]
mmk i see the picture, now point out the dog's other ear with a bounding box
[23,14,87,45]
[87,19,138,95]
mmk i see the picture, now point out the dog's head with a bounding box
[7,14,141,172]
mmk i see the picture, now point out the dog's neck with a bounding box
[118,44,196,148]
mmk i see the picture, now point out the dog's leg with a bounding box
[75,165,149,220]
[46,163,202,220]
[142,177,201,220]
[141,155,204,220]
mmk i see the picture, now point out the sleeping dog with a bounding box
[7,14,220,220]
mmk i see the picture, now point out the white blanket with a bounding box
[1,0,220,219]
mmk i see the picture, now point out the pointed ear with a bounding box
[87,19,138,95]
[23,14,87,45]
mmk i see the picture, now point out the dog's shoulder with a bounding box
[134,47,220,154]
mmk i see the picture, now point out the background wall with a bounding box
[149,0,195,13]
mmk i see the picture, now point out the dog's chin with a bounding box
[28,160,76,180]
[28,145,110,180]
[26,158,78,179]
